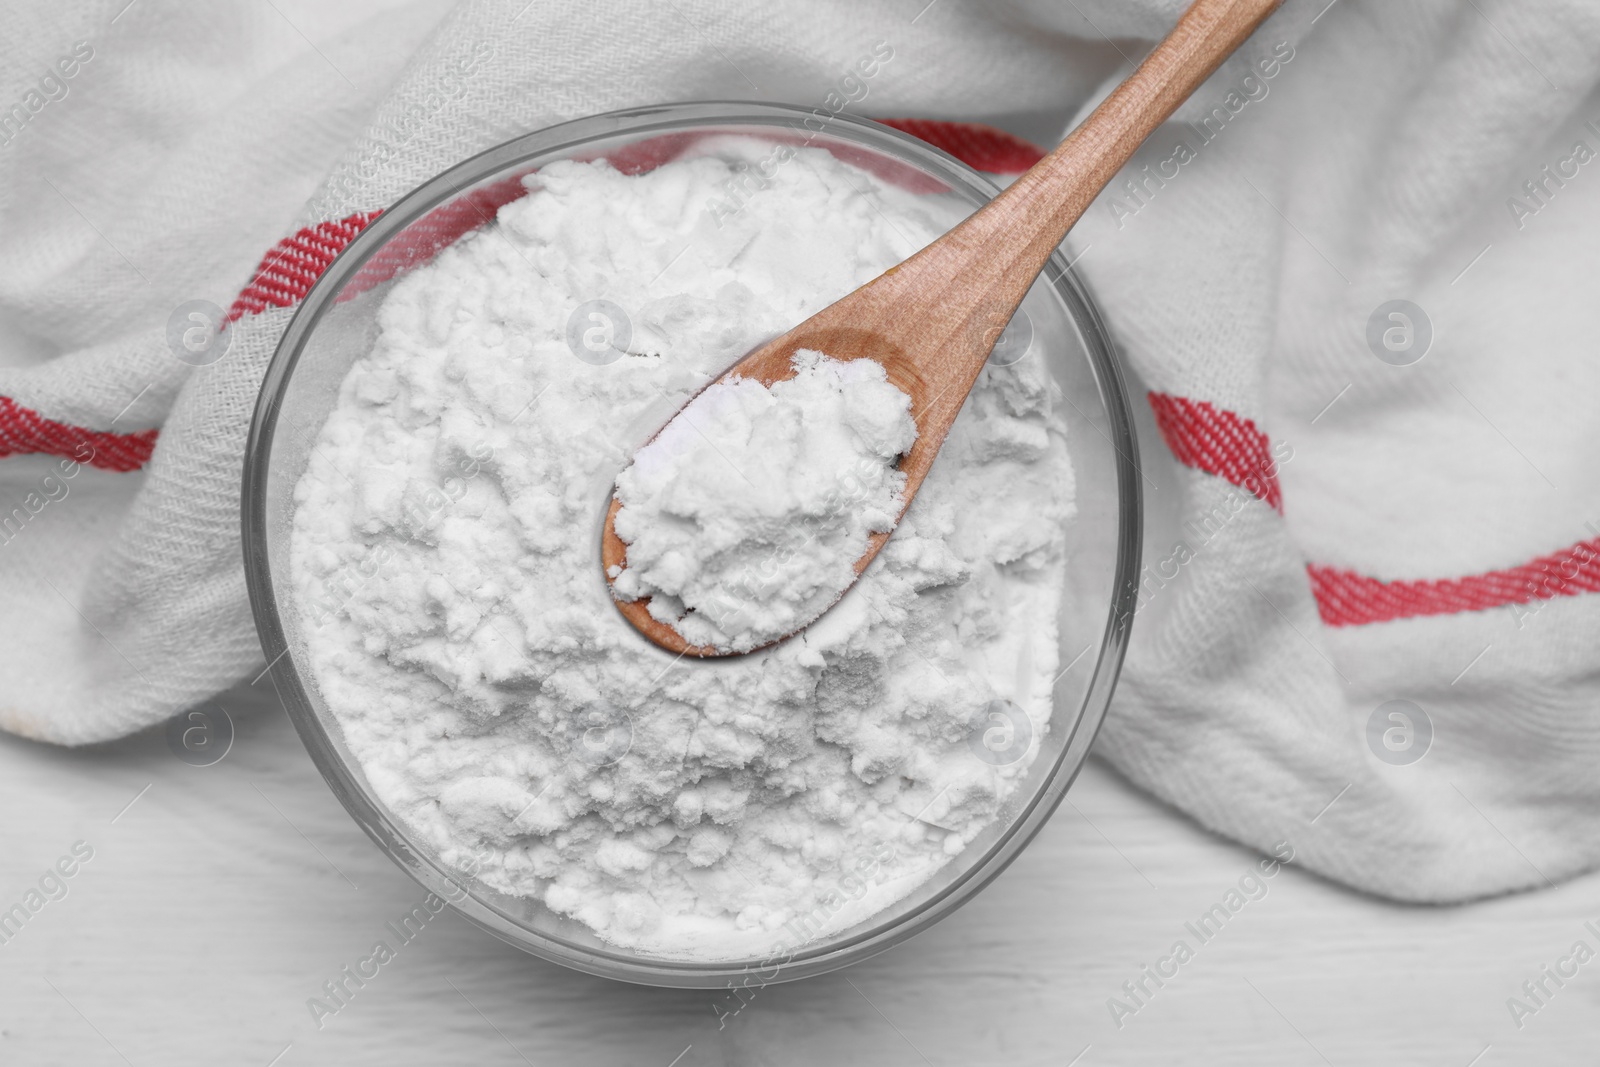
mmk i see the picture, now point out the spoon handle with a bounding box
[992,0,1285,262]
[891,0,1284,353]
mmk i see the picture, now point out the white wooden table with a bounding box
[1,678,1593,1066]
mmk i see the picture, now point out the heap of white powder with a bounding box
[290,135,1076,960]
[610,348,918,652]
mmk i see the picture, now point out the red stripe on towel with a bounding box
[342,177,531,302]
[877,118,1046,174]
[0,396,157,472]
[1148,391,1283,512]
[1146,390,1600,625]
[1308,538,1600,626]
[226,210,384,322]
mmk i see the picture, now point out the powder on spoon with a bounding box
[609,349,918,653]
[289,136,1076,960]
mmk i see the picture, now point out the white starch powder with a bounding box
[610,348,917,653]
[290,136,1076,960]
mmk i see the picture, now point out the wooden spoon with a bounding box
[604,0,1282,656]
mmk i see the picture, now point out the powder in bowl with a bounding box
[289,135,1076,960]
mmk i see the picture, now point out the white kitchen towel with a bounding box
[2,0,1597,904]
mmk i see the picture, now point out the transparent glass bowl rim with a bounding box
[241,100,1143,987]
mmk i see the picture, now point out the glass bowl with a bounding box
[242,101,1141,988]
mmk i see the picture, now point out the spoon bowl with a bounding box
[600,324,930,656]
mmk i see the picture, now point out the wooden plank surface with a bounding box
[1,679,1593,1066]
